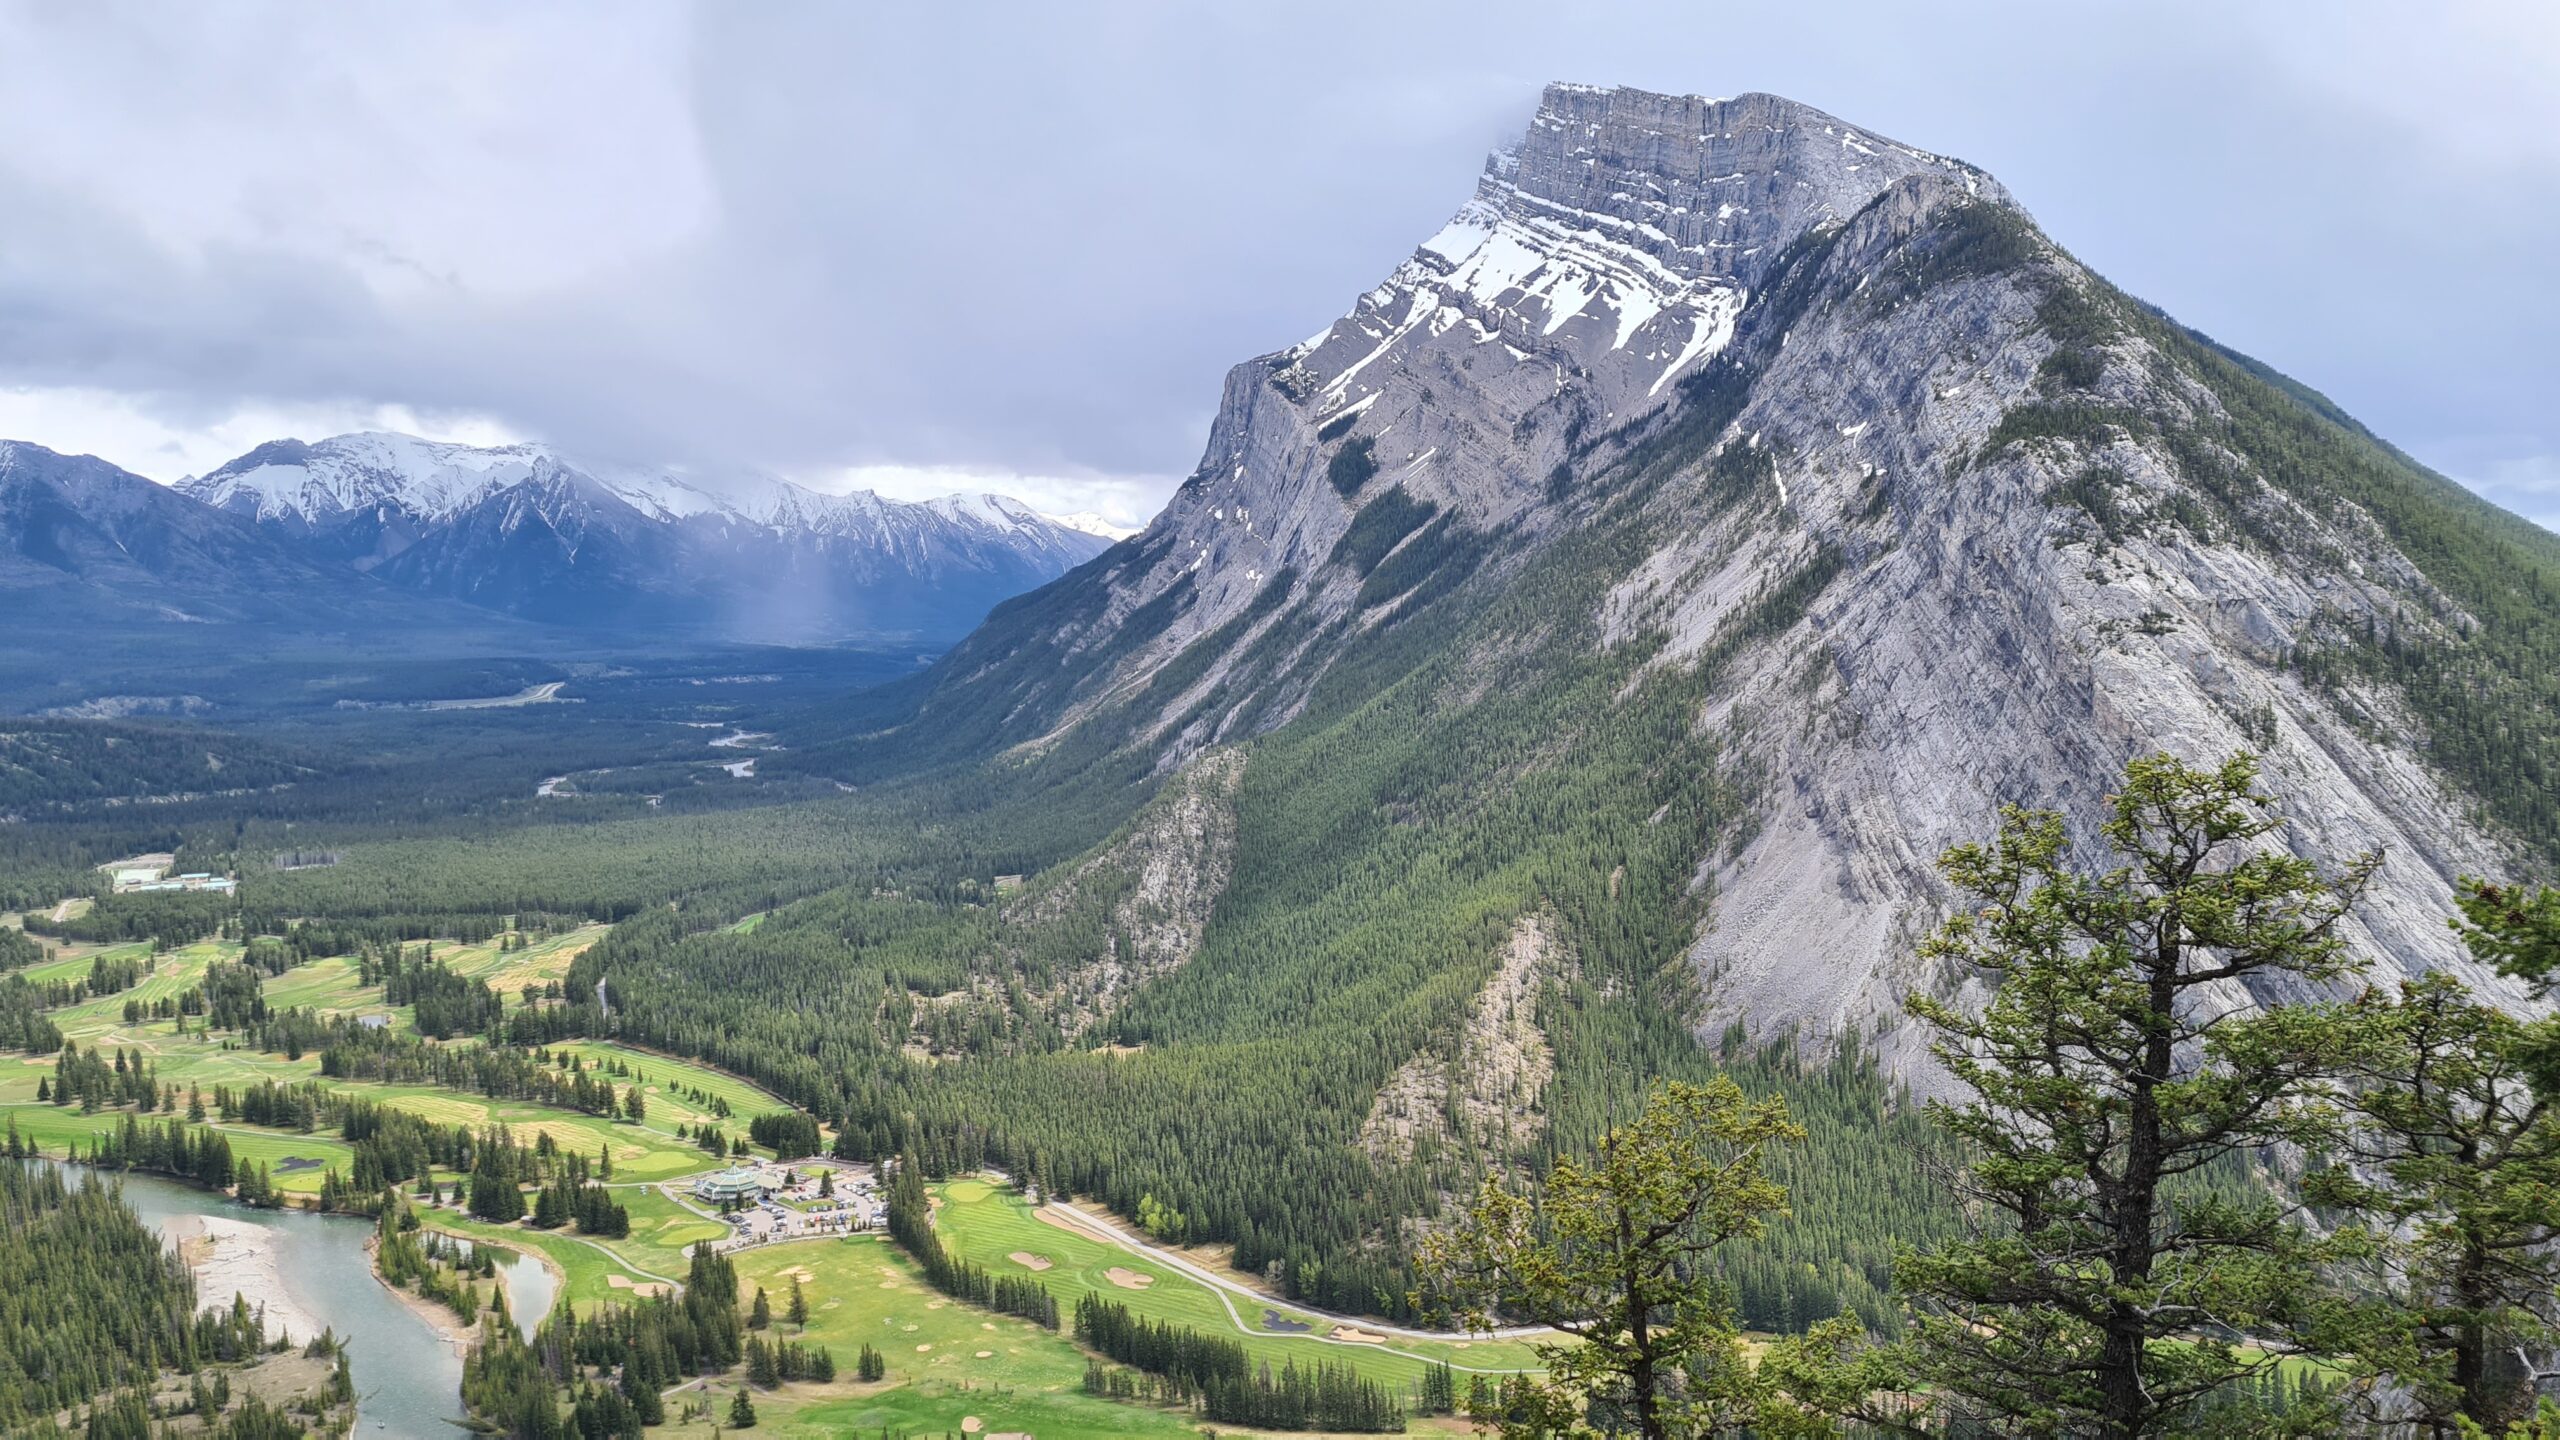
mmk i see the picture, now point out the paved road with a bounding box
[1032,1191,1553,1366]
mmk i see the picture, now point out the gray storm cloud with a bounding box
[0,0,2553,530]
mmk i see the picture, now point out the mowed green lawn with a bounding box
[930,1180,1546,1382]
[337,1081,718,1182]
[1,938,736,1200]
[544,1040,792,1128]
[610,1186,729,1278]
[18,941,150,988]
[256,956,387,1020]
[677,1234,1206,1439]
[436,925,608,996]
[0,1101,356,1196]
[420,1207,686,1320]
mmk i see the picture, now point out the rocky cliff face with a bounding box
[985,90,1997,743]
[827,83,2557,1075]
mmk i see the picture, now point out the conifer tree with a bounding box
[2453,880,2560,1104]
[2314,969,2560,1432]
[1870,753,2380,1438]
[1412,1077,1802,1440]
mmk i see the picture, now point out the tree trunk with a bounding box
[1620,1190,1663,1440]
[2454,1233,2489,1428]
[2099,930,2180,1439]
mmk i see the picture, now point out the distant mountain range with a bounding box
[0,431,1117,642]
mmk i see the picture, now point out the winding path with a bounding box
[1032,1193,1554,1368]
[423,1212,686,1294]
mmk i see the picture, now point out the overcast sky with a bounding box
[0,1,2553,530]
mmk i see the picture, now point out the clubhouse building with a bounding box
[692,1166,772,1206]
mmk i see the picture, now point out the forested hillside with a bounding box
[0,1160,352,1434]
[0,719,310,816]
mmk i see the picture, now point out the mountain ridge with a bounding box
[0,437,395,626]
[0,430,1115,642]
[785,82,2554,1065]
[183,429,1121,543]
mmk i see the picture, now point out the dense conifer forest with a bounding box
[0,1160,348,1434]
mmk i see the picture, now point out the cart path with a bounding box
[1029,1190,1553,1368]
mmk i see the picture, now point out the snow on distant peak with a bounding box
[183,431,1110,558]
[923,493,1045,533]
[182,431,552,522]
[1039,510,1143,542]
[1275,88,2007,415]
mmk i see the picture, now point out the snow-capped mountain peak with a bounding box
[1037,510,1144,542]
[175,431,1117,638]
[183,432,556,524]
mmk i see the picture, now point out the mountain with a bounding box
[181,432,1113,640]
[817,84,2558,1039]
[0,439,378,625]
[732,82,2560,1295]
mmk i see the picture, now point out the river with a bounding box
[61,1164,557,1435]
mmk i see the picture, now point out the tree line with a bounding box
[884,1155,1061,1329]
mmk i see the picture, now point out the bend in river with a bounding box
[64,1163,554,1436]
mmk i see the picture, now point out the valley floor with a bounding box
[3,924,1542,1435]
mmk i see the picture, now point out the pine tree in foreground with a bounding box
[1774,753,2384,1438]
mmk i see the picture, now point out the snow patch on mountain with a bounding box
[183,433,1111,556]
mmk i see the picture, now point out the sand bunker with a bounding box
[961,1420,982,1435]
[915,1343,933,1352]
[604,1275,671,1299]
[1105,1266,1156,1290]
[1007,1251,1053,1271]
[974,1349,994,1358]
[1329,1324,1389,1344]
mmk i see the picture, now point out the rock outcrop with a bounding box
[1359,914,1558,1169]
